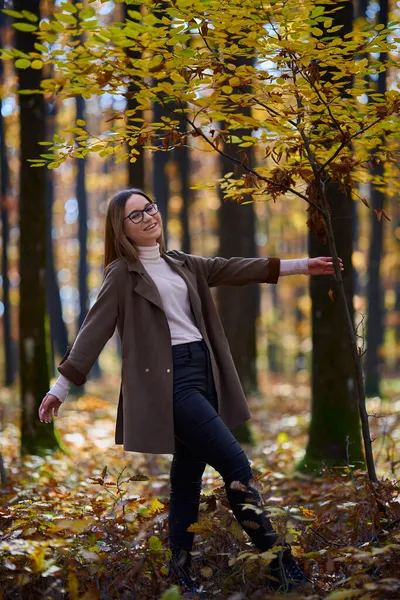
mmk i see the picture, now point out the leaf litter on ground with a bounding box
[0,373,399,599]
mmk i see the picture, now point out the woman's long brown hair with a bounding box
[104,188,167,270]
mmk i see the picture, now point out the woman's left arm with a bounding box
[184,255,280,287]
[280,256,344,276]
[183,254,343,286]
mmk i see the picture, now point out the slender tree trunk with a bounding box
[124,3,145,191]
[267,285,281,373]
[365,0,388,397]
[300,181,364,471]
[0,5,17,386]
[45,98,68,377]
[299,0,364,473]
[15,0,60,455]
[216,54,259,444]
[175,120,191,254]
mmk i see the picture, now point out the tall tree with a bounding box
[364,0,388,397]
[299,0,364,472]
[216,54,259,444]
[74,1,101,382]
[15,0,60,455]
[0,3,16,387]
[124,2,145,191]
[174,113,191,253]
[45,94,68,376]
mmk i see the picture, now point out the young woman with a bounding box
[38,188,343,595]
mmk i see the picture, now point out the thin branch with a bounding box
[172,96,324,210]
[297,63,345,136]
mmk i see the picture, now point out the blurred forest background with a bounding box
[0,0,399,598]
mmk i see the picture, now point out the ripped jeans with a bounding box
[169,339,278,552]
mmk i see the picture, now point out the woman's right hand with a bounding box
[38,394,62,423]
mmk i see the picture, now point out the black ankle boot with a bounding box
[269,544,313,593]
[168,548,205,594]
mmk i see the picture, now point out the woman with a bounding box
[38,188,343,595]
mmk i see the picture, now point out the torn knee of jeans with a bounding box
[227,480,248,492]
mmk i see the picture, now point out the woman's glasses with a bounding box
[123,202,159,224]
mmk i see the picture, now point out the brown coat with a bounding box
[58,251,281,453]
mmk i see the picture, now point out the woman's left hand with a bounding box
[309,256,344,276]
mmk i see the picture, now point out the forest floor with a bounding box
[0,372,399,600]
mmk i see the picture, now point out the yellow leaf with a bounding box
[149,498,164,513]
[31,60,43,70]
[170,72,186,83]
[311,27,323,36]
[222,85,233,94]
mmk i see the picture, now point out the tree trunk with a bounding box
[175,121,191,254]
[124,3,145,191]
[299,0,364,473]
[365,0,388,398]
[45,97,68,377]
[16,0,61,455]
[216,54,259,445]
[0,5,17,387]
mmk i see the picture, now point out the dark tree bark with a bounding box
[0,3,17,387]
[299,0,364,472]
[395,193,400,372]
[174,119,191,254]
[365,0,388,397]
[76,95,89,332]
[153,102,170,243]
[267,285,281,373]
[45,97,68,377]
[216,54,259,444]
[15,0,60,455]
[74,0,101,382]
[124,3,145,191]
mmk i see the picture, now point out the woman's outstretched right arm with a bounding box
[39,260,122,423]
[57,260,121,386]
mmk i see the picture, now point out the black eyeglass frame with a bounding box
[123,202,159,224]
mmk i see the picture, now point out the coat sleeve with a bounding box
[184,254,281,287]
[57,261,120,386]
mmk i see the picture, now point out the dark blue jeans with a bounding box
[169,340,278,552]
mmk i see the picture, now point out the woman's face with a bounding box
[122,193,163,247]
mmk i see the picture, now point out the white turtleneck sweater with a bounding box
[48,247,309,403]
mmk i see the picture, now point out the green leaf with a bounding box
[310,6,325,18]
[79,7,96,19]
[60,2,77,13]
[31,60,43,70]
[54,12,77,24]
[2,9,24,18]
[34,43,48,53]
[12,22,37,32]
[15,58,31,69]
[311,27,323,36]
[127,10,142,20]
[21,10,39,22]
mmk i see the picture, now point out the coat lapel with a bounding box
[163,253,204,332]
[125,250,204,329]
[125,255,165,311]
